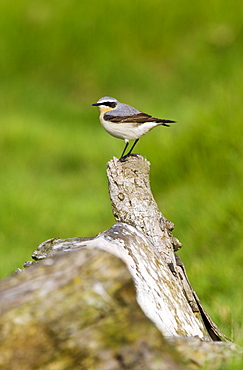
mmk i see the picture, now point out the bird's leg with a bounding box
[120,139,140,161]
[120,140,129,159]
[127,139,139,156]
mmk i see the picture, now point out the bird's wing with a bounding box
[104,112,154,123]
[104,112,175,125]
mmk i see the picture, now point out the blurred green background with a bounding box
[0,0,242,361]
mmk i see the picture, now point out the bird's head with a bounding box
[92,96,118,113]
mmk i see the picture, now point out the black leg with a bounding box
[120,139,140,162]
[127,139,139,155]
[120,141,129,159]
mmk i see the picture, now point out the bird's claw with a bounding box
[119,153,139,162]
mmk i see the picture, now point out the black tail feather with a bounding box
[161,119,176,127]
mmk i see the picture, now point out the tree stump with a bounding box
[106,156,229,341]
[0,155,241,369]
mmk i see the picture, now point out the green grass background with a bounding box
[0,0,242,365]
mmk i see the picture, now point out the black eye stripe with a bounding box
[102,101,117,108]
[92,101,117,108]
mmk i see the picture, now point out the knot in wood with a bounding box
[118,193,125,201]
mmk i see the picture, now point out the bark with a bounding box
[0,155,241,369]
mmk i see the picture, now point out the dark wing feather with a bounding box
[104,112,175,126]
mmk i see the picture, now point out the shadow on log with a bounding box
[0,155,241,369]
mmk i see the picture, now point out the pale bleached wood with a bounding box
[28,155,228,341]
[0,154,240,369]
[107,155,180,262]
[106,155,229,342]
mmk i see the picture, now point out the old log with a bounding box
[106,156,230,342]
[0,155,241,369]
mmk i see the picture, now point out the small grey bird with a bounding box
[92,96,176,159]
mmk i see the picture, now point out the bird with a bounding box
[92,96,176,159]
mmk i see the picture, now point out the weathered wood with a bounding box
[0,247,186,370]
[29,224,210,338]
[0,226,241,369]
[107,155,180,259]
[0,154,241,369]
[106,155,228,341]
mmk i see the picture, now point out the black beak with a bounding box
[92,103,100,106]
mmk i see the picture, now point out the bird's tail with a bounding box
[160,119,176,127]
